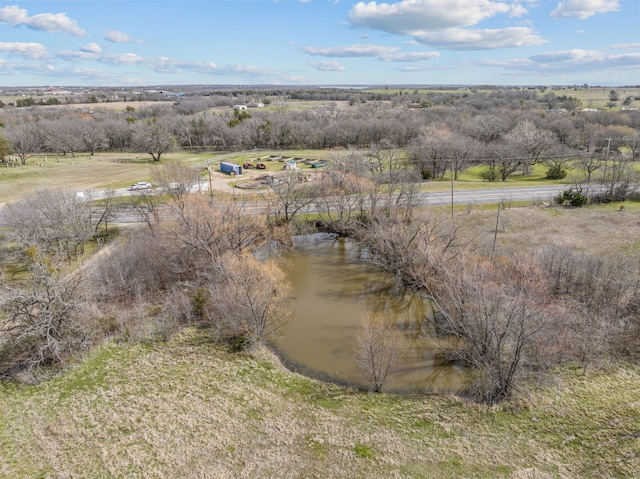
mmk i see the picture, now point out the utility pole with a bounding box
[603,137,612,184]
[451,160,454,220]
[207,159,213,197]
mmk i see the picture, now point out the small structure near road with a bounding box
[309,160,328,168]
[220,161,243,176]
[283,159,298,170]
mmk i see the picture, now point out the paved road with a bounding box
[415,185,566,207]
[0,184,567,226]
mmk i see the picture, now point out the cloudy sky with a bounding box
[0,0,638,86]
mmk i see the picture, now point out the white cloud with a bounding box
[382,51,440,61]
[309,60,346,71]
[0,42,48,60]
[0,5,85,36]
[529,48,637,65]
[348,0,544,49]
[99,53,145,65]
[482,48,640,74]
[104,30,142,44]
[303,44,400,57]
[81,42,102,54]
[609,43,640,50]
[413,26,546,49]
[104,53,281,79]
[303,43,439,64]
[349,0,514,31]
[550,0,620,19]
[57,50,98,61]
[509,4,529,17]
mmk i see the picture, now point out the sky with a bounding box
[0,0,638,87]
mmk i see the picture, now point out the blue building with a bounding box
[220,161,243,176]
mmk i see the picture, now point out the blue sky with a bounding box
[0,0,638,86]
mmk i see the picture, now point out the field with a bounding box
[0,325,638,478]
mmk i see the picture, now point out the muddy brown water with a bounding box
[269,234,467,393]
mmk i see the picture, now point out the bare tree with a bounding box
[314,169,375,234]
[133,119,176,161]
[368,140,421,220]
[206,252,291,348]
[409,124,475,180]
[464,114,511,145]
[0,249,91,375]
[41,117,85,158]
[355,312,399,392]
[430,254,549,404]
[88,227,185,302]
[88,188,119,239]
[167,195,265,264]
[537,245,639,369]
[3,121,42,165]
[575,154,602,182]
[80,119,107,155]
[2,189,94,261]
[265,170,316,223]
[128,187,164,232]
[357,211,460,288]
[151,159,202,214]
[505,120,555,175]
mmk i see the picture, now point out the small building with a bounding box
[283,159,298,170]
[220,161,243,176]
[309,160,328,168]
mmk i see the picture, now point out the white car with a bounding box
[128,182,152,191]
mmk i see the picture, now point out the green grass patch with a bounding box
[354,443,375,459]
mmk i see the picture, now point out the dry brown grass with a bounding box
[457,204,640,258]
[0,328,638,478]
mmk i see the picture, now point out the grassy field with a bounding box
[0,151,258,205]
[0,327,638,478]
[548,86,640,109]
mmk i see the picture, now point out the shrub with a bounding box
[555,188,588,207]
[545,164,567,180]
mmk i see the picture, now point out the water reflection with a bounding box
[269,234,466,393]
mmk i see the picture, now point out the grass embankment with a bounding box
[0,328,638,478]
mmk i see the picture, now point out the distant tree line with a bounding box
[1,88,638,191]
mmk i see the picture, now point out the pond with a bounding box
[269,233,467,393]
